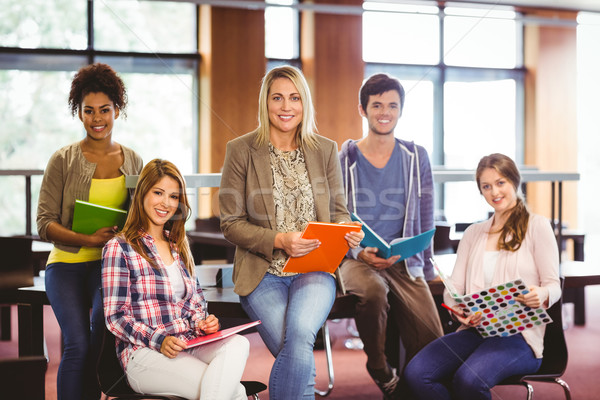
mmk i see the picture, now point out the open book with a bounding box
[186,320,261,348]
[432,258,552,338]
[72,200,128,235]
[282,222,362,274]
[351,213,435,260]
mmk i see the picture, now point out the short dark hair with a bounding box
[359,73,405,112]
[68,63,128,118]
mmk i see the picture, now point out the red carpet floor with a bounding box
[1,285,599,399]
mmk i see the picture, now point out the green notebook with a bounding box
[72,200,128,235]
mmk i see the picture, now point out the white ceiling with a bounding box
[449,0,600,13]
[190,0,600,14]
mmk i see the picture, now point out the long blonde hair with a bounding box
[254,65,319,149]
[121,159,194,274]
[476,153,530,251]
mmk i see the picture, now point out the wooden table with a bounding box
[0,236,38,341]
[562,260,600,325]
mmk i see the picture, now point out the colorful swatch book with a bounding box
[351,212,435,260]
[282,222,362,274]
[72,200,128,235]
[434,260,552,338]
[186,320,261,348]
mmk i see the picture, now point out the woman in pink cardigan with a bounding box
[404,153,561,400]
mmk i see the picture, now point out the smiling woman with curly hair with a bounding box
[37,62,143,400]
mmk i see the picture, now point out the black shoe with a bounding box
[367,364,401,399]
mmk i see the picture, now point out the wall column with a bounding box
[523,10,578,229]
[198,4,265,217]
[302,0,365,147]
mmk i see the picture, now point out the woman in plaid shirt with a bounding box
[102,159,249,400]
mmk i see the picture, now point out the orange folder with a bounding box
[282,221,361,274]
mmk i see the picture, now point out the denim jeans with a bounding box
[404,328,542,400]
[240,272,336,400]
[339,258,443,371]
[45,260,104,400]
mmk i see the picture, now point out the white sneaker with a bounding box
[367,365,400,399]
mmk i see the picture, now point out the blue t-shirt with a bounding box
[354,144,405,243]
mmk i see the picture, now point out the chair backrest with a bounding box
[0,236,34,290]
[454,222,473,232]
[536,296,569,376]
[433,223,454,255]
[0,355,47,400]
[97,326,138,396]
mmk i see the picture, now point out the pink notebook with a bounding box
[185,320,261,348]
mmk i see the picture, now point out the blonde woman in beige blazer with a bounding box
[219,66,363,400]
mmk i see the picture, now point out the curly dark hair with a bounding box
[68,63,128,118]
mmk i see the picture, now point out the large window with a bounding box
[0,0,199,236]
[577,12,600,260]
[94,1,196,53]
[265,0,299,61]
[363,2,440,65]
[363,2,524,225]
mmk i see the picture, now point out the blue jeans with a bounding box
[45,261,104,400]
[240,272,336,400]
[404,328,542,400]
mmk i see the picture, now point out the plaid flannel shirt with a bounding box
[102,231,207,370]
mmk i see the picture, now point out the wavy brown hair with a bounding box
[476,153,529,251]
[121,159,194,274]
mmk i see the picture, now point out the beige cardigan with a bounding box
[37,141,143,253]
[219,131,351,296]
[444,214,561,358]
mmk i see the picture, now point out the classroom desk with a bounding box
[562,260,600,325]
[187,231,235,264]
[0,236,47,341]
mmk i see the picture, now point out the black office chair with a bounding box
[97,326,266,400]
[433,223,455,255]
[496,291,571,400]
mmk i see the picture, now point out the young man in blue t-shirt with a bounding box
[338,73,443,399]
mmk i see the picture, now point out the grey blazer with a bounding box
[219,131,351,296]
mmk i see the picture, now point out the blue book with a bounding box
[351,212,435,260]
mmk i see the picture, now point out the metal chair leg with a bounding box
[556,378,572,400]
[525,382,534,400]
[314,322,334,397]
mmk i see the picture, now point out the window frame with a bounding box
[363,4,525,217]
[0,0,201,236]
